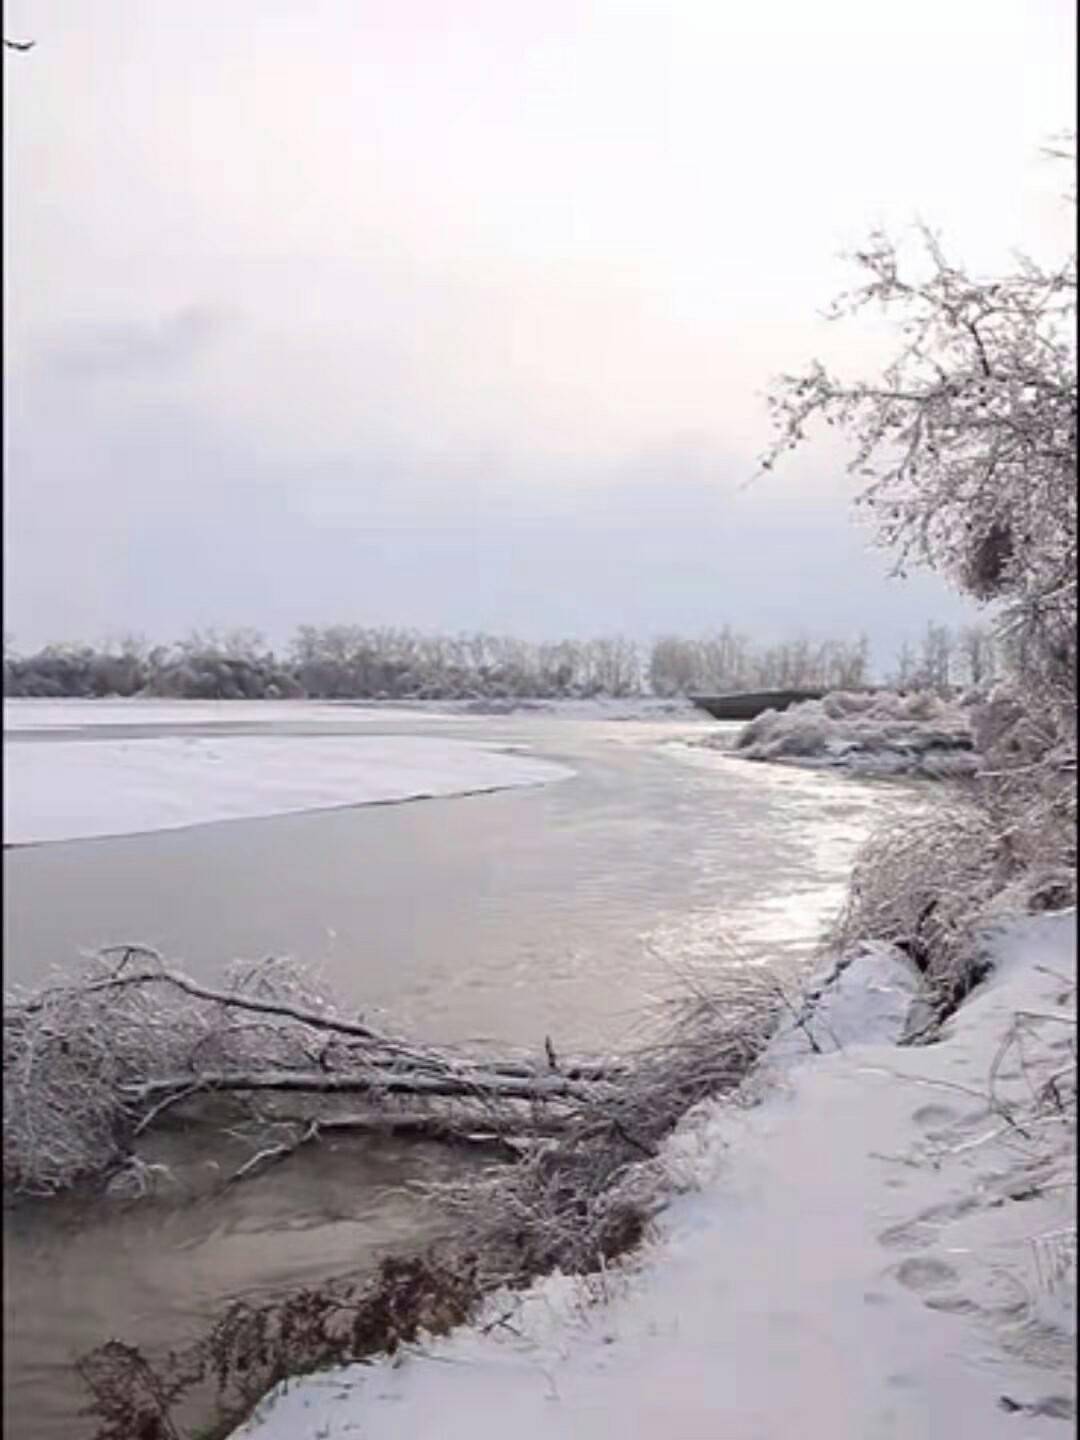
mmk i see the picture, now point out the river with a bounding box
[2,702,916,1438]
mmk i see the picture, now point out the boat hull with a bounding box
[689,689,827,721]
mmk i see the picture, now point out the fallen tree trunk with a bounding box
[3,946,623,1195]
[4,946,613,1084]
[123,1067,606,1105]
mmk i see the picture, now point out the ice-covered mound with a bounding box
[723,690,978,777]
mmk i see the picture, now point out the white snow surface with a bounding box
[3,735,574,844]
[234,912,1077,1440]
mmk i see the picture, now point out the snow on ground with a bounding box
[3,736,574,844]
[234,912,1076,1440]
[1,698,462,730]
[717,690,978,777]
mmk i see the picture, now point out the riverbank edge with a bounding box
[228,910,1077,1438]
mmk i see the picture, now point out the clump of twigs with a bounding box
[428,965,777,1282]
[987,977,1077,1298]
[832,799,1005,1021]
[76,1253,487,1440]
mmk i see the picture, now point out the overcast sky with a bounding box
[3,0,1075,665]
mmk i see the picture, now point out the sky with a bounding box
[3,0,1075,667]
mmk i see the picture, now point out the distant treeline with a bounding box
[2,622,1001,701]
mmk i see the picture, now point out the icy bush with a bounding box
[729,690,977,776]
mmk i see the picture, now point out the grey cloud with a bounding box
[2,385,974,670]
[4,0,1056,662]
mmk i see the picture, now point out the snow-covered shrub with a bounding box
[730,690,976,776]
[971,693,1077,913]
[735,706,832,758]
[821,690,880,719]
[832,803,1003,1018]
[896,690,945,723]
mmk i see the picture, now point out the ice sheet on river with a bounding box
[3,735,574,844]
[2,698,462,730]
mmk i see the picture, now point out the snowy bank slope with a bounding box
[4,736,573,844]
[234,913,1076,1440]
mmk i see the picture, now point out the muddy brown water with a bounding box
[3,709,916,1438]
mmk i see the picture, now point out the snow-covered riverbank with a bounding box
[233,911,1076,1440]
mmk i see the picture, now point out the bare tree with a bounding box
[761,150,1076,730]
[957,623,997,690]
[914,622,954,695]
[890,639,918,691]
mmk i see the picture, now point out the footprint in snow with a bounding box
[893,1256,959,1293]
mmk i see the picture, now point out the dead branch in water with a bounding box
[3,944,750,1198]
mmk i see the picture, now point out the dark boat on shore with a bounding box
[689,689,827,721]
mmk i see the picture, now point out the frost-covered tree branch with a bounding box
[760,155,1076,729]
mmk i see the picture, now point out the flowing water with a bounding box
[2,705,917,1438]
